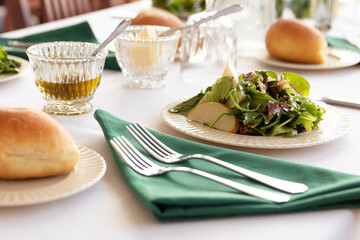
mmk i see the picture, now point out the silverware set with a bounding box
[110,123,310,203]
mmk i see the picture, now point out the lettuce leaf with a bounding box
[282,72,310,97]
[212,76,233,101]
[169,92,205,115]
[198,91,219,105]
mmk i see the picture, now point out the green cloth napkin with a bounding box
[94,109,360,221]
[326,36,360,54]
[0,21,120,70]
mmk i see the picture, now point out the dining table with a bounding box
[1,0,360,239]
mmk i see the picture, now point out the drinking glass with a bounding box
[179,0,237,85]
[274,0,336,31]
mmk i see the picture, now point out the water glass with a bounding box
[179,0,235,85]
[179,7,234,65]
[274,0,336,31]
[27,42,108,115]
[114,25,181,89]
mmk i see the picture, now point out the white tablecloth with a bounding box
[1,1,360,239]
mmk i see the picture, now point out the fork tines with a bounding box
[110,136,152,173]
[127,123,177,159]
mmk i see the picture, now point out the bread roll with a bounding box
[132,8,184,28]
[0,108,80,179]
[265,19,328,64]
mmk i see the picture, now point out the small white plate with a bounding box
[0,55,30,83]
[161,98,352,149]
[256,47,360,70]
[0,146,106,206]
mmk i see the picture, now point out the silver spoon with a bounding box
[159,4,244,37]
[91,18,131,56]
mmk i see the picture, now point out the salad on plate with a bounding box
[170,64,325,137]
[0,46,21,74]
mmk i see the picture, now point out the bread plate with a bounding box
[256,47,360,70]
[0,146,106,206]
[0,55,30,83]
[161,98,351,149]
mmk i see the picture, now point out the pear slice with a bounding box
[222,64,246,108]
[187,102,239,133]
[225,89,246,109]
[138,26,157,38]
[222,63,238,88]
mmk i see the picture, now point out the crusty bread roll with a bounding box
[0,108,80,179]
[131,8,184,28]
[265,18,328,64]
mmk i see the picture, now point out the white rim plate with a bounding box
[0,55,30,83]
[161,98,352,149]
[256,47,360,70]
[0,146,106,206]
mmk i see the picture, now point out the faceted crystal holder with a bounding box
[114,26,180,89]
[27,42,108,115]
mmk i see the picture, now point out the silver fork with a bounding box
[110,136,290,203]
[126,123,308,194]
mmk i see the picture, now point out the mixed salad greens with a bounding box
[0,46,21,74]
[170,66,325,137]
[152,0,205,19]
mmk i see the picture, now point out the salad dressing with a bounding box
[36,77,100,102]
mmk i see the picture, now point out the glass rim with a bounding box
[116,25,181,42]
[26,41,108,62]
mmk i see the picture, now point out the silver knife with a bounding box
[7,40,116,53]
[312,95,360,109]
[7,40,37,48]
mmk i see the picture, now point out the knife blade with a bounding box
[312,95,360,109]
[7,40,37,48]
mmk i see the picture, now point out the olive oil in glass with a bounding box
[26,42,108,115]
[36,77,100,102]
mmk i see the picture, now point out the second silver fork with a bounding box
[110,136,290,203]
[127,123,308,194]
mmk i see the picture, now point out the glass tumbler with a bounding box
[114,26,181,89]
[26,42,108,115]
[274,0,335,31]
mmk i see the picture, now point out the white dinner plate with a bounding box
[161,98,352,149]
[0,55,30,83]
[256,47,360,70]
[0,146,106,206]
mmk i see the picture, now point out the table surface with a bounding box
[1,1,360,240]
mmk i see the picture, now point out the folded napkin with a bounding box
[0,21,120,70]
[326,36,360,54]
[94,109,360,221]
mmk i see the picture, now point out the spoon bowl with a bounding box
[159,4,243,37]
